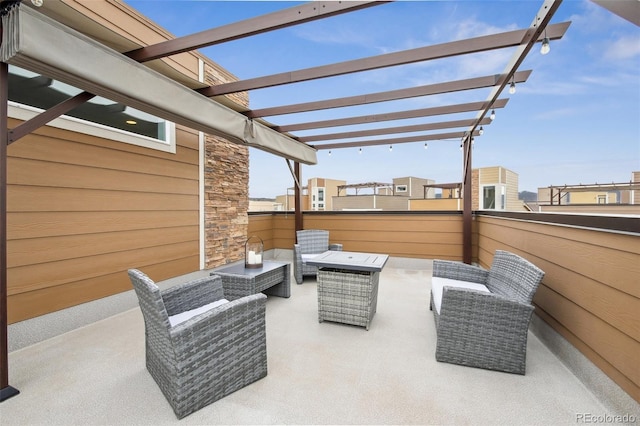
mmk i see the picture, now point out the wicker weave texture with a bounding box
[317,268,379,330]
[486,250,544,304]
[293,230,342,284]
[128,269,267,419]
[211,263,290,300]
[430,250,544,375]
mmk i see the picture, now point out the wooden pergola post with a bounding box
[462,135,473,264]
[294,161,302,236]
[0,61,19,402]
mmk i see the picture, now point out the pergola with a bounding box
[337,182,393,196]
[1,0,637,402]
[547,181,640,205]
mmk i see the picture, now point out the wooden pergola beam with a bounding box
[201,23,568,97]
[298,117,492,143]
[274,99,509,132]
[312,130,479,150]
[248,71,531,118]
[126,1,387,62]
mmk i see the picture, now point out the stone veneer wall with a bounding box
[203,63,250,268]
[471,169,479,210]
[204,136,249,268]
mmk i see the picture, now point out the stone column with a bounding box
[204,135,249,268]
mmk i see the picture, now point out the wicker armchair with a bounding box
[430,250,544,375]
[128,269,267,419]
[293,229,342,284]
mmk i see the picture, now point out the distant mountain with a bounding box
[519,191,537,201]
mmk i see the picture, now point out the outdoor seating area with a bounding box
[1,0,638,422]
[3,254,623,424]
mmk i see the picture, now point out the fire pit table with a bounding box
[306,250,389,330]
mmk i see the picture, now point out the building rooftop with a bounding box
[4,254,635,425]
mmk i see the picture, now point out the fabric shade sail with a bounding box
[0,4,317,164]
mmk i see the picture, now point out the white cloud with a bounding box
[452,18,518,41]
[603,35,640,61]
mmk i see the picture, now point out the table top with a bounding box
[305,250,389,272]
[211,260,287,277]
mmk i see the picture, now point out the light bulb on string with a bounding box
[389,145,393,152]
[490,110,496,121]
[541,28,550,55]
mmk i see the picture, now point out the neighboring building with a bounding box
[249,199,282,211]
[309,177,345,211]
[409,166,523,211]
[534,171,640,214]
[276,169,523,212]
[378,177,435,198]
[275,191,307,212]
[473,166,521,211]
[333,177,434,211]
[275,177,346,211]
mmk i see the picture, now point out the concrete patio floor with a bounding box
[2,256,637,425]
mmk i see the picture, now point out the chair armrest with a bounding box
[169,293,267,353]
[161,275,225,317]
[433,259,489,284]
[435,287,535,375]
[329,243,343,251]
[438,287,534,332]
[293,244,303,284]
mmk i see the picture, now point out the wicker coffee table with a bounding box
[306,251,389,330]
[210,260,290,300]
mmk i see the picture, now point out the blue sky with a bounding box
[125,0,639,197]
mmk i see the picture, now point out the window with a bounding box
[8,65,175,152]
[312,187,325,210]
[482,186,496,209]
[396,185,408,192]
[481,185,506,210]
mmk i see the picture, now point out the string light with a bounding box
[328,150,332,156]
[479,126,484,135]
[541,28,550,55]
[359,147,362,154]
[389,145,393,152]
[509,80,516,94]
[490,110,496,121]
[424,143,428,150]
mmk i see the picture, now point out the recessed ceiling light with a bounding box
[126,120,137,125]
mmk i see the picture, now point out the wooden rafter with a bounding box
[247,70,532,118]
[273,99,509,132]
[200,23,568,97]
[298,118,492,143]
[126,1,387,62]
[312,130,480,150]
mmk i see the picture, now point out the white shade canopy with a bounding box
[0,4,317,165]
